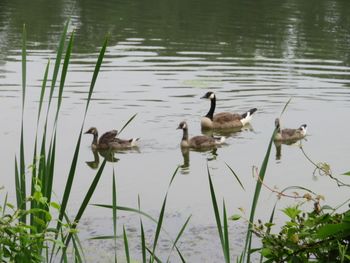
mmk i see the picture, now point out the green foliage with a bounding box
[0,187,63,262]
[256,205,350,262]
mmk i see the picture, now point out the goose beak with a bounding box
[84,130,90,134]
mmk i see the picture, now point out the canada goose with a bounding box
[177,121,225,148]
[274,118,307,142]
[84,127,139,150]
[201,91,257,129]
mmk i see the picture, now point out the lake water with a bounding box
[1,0,350,261]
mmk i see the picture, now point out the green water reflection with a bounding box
[1,0,350,63]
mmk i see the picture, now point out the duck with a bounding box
[274,118,307,142]
[177,121,225,149]
[84,127,139,150]
[201,91,257,129]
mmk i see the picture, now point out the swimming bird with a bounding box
[177,121,225,149]
[274,118,307,142]
[84,127,139,150]
[201,91,257,129]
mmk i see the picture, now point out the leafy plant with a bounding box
[256,204,350,262]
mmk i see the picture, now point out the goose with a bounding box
[177,121,225,149]
[201,91,257,129]
[274,118,307,142]
[84,127,139,150]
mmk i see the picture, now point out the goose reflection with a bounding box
[201,123,254,138]
[274,139,306,160]
[85,149,119,169]
[179,147,218,175]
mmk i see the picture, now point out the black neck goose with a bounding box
[201,91,257,129]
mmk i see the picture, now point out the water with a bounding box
[1,0,350,261]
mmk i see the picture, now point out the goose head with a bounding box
[177,121,188,130]
[201,91,216,100]
[274,118,281,129]
[84,127,98,135]
[299,124,307,136]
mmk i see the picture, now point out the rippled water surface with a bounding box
[1,0,350,261]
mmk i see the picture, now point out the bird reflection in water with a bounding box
[179,147,218,175]
[201,123,254,138]
[274,139,306,161]
[85,149,119,169]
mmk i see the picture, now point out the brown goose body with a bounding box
[177,121,225,149]
[85,127,139,150]
[201,91,257,129]
[274,119,307,142]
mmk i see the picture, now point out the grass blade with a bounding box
[37,60,50,123]
[140,219,146,263]
[150,193,167,263]
[55,33,74,123]
[168,166,180,190]
[62,158,107,256]
[19,23,27,223]
[56,129,83,234]
[112,169,117,263]
[92,204,158,224]
[146,247,162,263]
[280,98,292,117]
[14,158,21,210]
[46,133,57,202]
[243,129,275,262]
[166,215,191,263]
[208,165,227,262]
[175,247,186,263]
[123,226,130,263]
[84,36,108,117]
[21,24,26,108]
[225,162,245,191]
[223,201,230,263]
[118,114,137,135]
[49,20,69,107]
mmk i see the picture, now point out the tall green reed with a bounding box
[13,20,109,261]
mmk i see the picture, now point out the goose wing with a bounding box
[281,128,298,139]
[99,130,118,144]
[189,135,216,147]
[213,112,242,123]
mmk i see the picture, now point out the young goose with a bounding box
[84,127,139,150]
[201,91,257,129]
[177,121,225,149]
[274,118,307,142]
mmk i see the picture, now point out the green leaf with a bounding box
[261,248,272,257]
[50,202,61,210]
[282,206,302,220]
[343,171,350,176]
[316,222,350,239]
[229,214,241,221]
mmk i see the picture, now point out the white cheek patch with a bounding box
[183,123,187,129]
[302,127,307,135]
[210,93,215,99]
